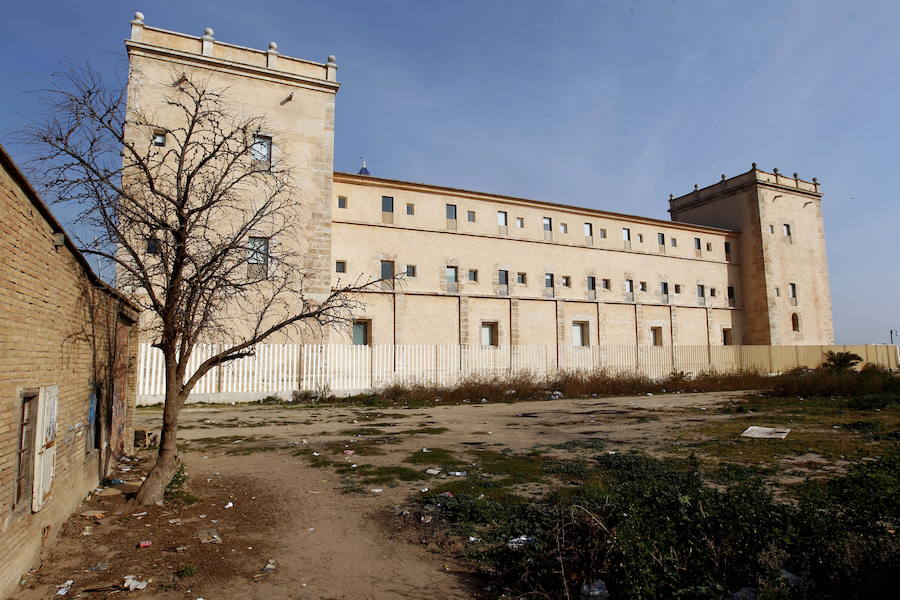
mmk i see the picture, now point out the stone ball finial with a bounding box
[694,184,699,190]
[669,193,674,200]
[773,167,779,174]
[134,11,144,22]
[812,177,818,183]
[268,41,278,51]
[793,172,799,179]
[204,27,214,37]
[327,55,337,64]
[751,162,757,169]
[721,174,726,181]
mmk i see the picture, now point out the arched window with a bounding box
[791,313,800,332]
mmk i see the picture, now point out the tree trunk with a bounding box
[134,359,183,505]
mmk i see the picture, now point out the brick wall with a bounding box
[0,148,138,598]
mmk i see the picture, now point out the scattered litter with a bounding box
[98,487,123,497]
[81,510,107,520]
[438,491,454,498]
[420,487,429,493]
[468,536,481,542]
[81,526,94,536]
[343,450,355,456]
[507,535,532,549]
[199,514,206,518]
[224,501,234,509]
[122,575,150,591]
[56,580,74,596]
[132,512,147,517]
[138,540,152,549]
[741,426,791,439]
[300,439,308,444]
[351,464,358,469]
[261,559,277,573]
[448,471,467,477]
[312,452,320,456]
[308,527,315,531]
[580,578,610,598]
[425,468,441,476]
[195,529,222,544]
[370,488,384,493]
[421,515,434,523]
[168,518,181,524]
[421,448,431,453]
[108,478,125,485]
[89,563,108,572]
[480,398,488,403]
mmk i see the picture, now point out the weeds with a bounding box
[164,465,199,504]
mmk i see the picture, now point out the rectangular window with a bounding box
[545,273,555,288]
[671,237,677,247]
[727,285,735,307]
[789,282,797,305]
[562,275,571,287]
[481,322,499,347]
[467,210,476,222]
[783,224,792,237]
[657,233,665,245]
[337,196,347,209]
[247,236,269,279]
[560,223,568,234]
[625,279,634,293]
[572,322,590,347]
[517,272,527,284]
[543,217,552,231]
[710,288,717,297]
[602,278,611,290]
[694,237,702,250]
[599,228,607,239]
[622,227,631,241]
[146,236,160,255]
[380,260,395,280]
[674,284,682,294]
[584,222,593,237]
[639,281,647,292]
[14,391,37,509]
[587,276,596,291]
[251,134,272,164]
[406,264,417,277]
[724,241,732,261]
[706,242,712,251]
[637,233,644,243]
[697,284,705,305]
[661,281,669,295]
[497,211,508,226]
[515,217,524,228]
[498,269,509,285]
[152,131,166,147]
[406,203,415,215]
[382,196,394,213]
[352,320,371,346]
[446,204,457,220]
[335,260,346,273]
[446,266,459,283]
[723,328,734,345]
[651,326,664,346]
[468,269,479,282]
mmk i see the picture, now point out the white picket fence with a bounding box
[136,342,900,404]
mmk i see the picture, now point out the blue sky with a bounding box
[1,0,898,344]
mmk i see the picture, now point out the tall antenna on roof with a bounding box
[357,157,370,176]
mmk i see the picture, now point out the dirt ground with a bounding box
[12,389,876,600]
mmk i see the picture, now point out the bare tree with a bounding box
[25,66,383,504]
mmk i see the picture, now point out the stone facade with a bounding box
[123,17,834,351]
[0,146,139,598]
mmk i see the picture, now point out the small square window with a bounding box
[406,264,417,277]
[515,217,524,228]
[468,210,477,222]
[671,237,677,247]
[517,272,527,284]
[251,135,272,164]
[380,260,395,279]
[710,288,717,297]
[694,237,702,250]
[468,269,478,282]
[706,242,712,251]
[639,281,647,292]
[382,196,394,213]
[146,236,160,255]
[572,322,590,347]
[335,260,346,273]
[783,223,792,237]
[562,275,571,287]
[769,224,775,234]
[481,322,499,347]
[674,284,682,294]
[637,233,644,243]
[152,131,166,147]
[560,223,568,234]
[406,203,415,215]
[599,228,607,239]
[352,320,371,346]
[337,196,347,209]
[602,278,610,290]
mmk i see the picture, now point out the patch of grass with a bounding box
[358,466,424,485]
[339,427,386,436]
[404,448,466,467]
[176,564,197,578]
[398,426,450,435]
[164,465,199,504]
[550,438,607,453]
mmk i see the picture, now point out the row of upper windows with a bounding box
[151,131,275,165]
[337,195,736,260]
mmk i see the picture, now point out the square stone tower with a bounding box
[123,13,339,341]
[669,166,834,345]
